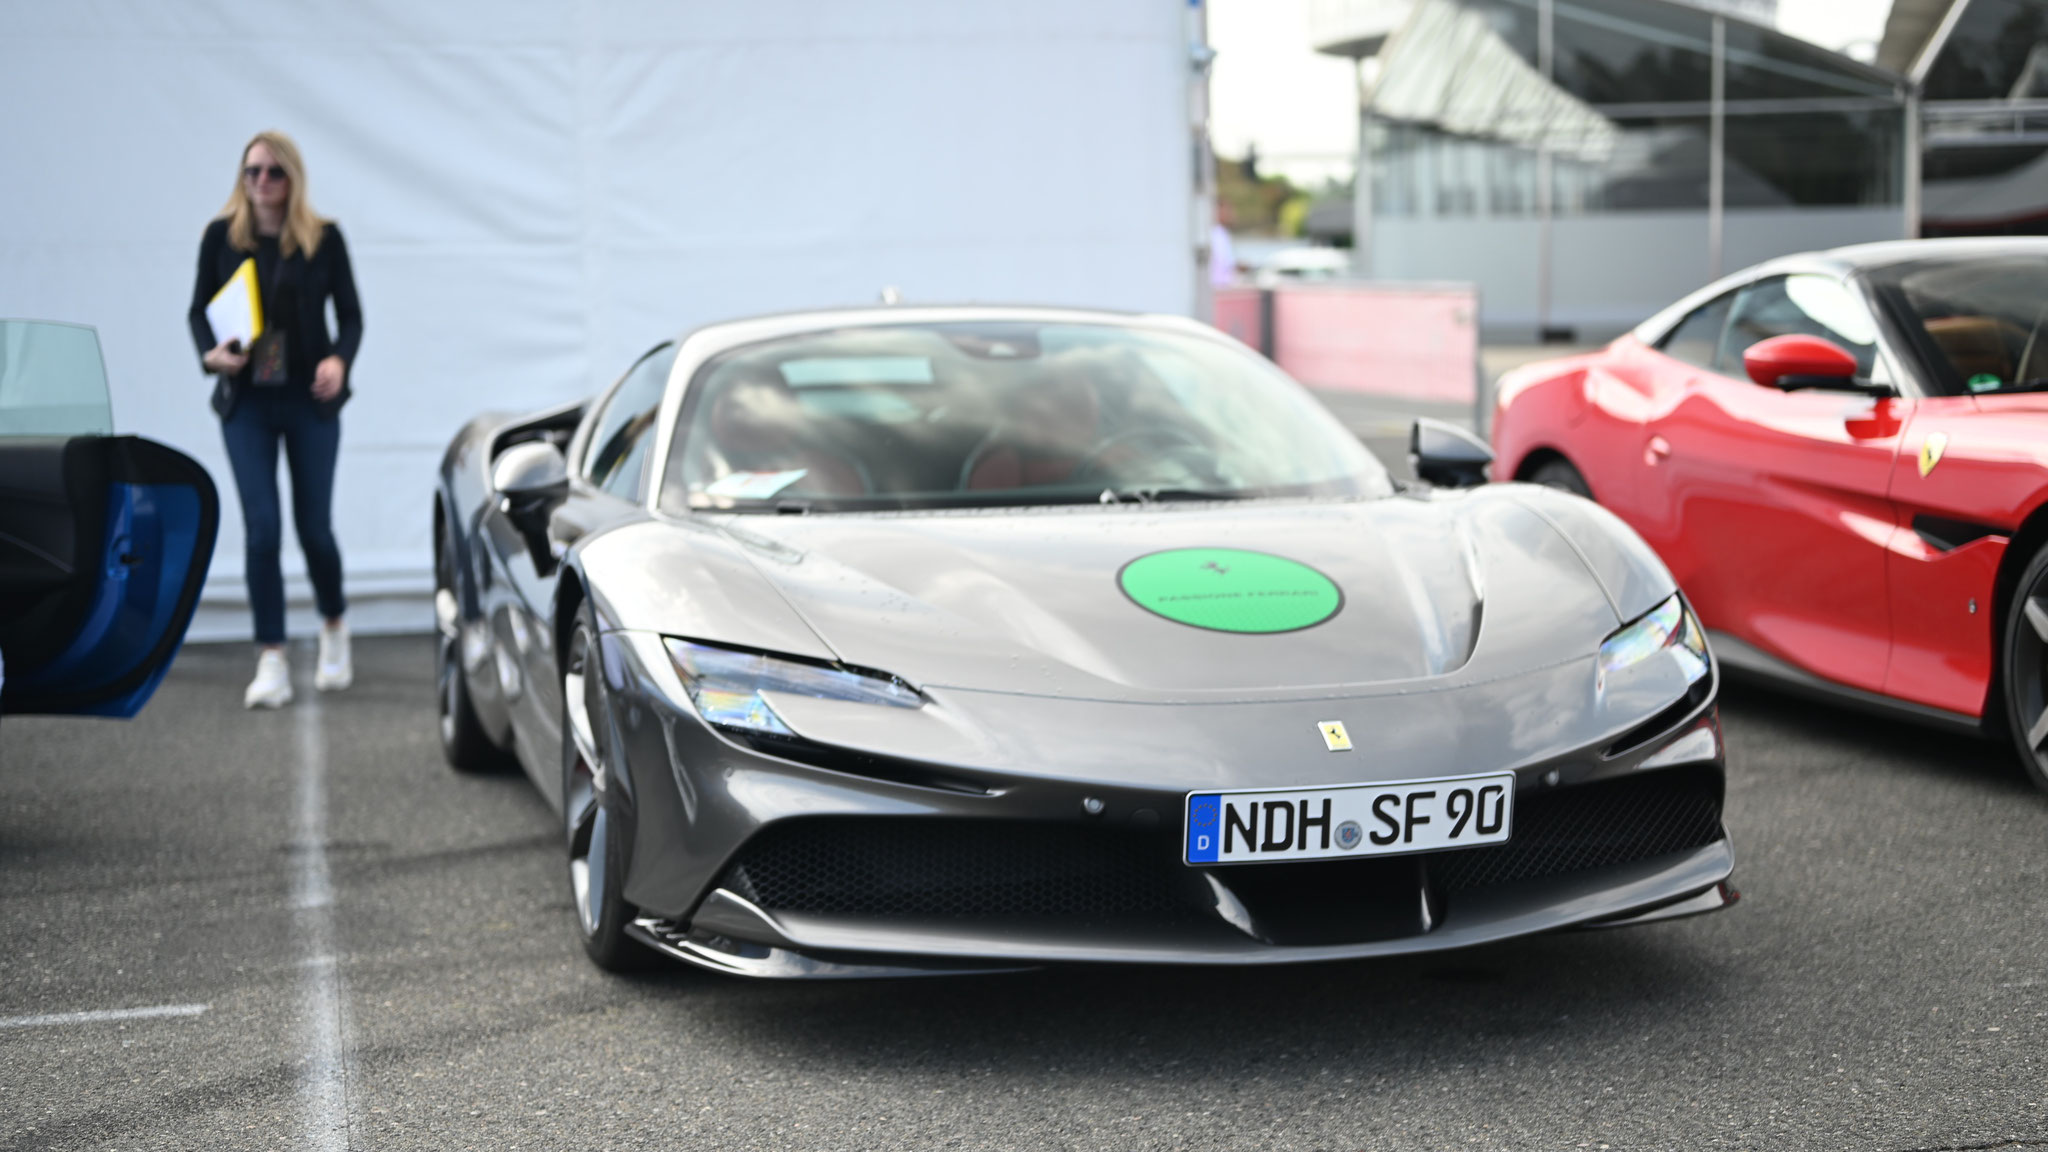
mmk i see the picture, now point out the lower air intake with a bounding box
[716,767,1725,925]
[719,819,1203,923]
[1429,766,1724,892]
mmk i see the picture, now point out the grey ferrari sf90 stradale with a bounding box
[431,306,1733,978]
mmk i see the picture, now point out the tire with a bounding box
[1998,543,2048,793]
[435,525,508,773]
[562,605,654,970]
[1528,456,1593,500]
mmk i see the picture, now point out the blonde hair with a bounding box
[218,130,326,258]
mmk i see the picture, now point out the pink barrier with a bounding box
[1228,282,1478,404]
[1211,287,1265,350]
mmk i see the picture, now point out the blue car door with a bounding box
[0,320,219,718]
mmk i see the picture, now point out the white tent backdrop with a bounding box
[0,1,1197,641]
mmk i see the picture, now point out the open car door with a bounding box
[0,320,219,718]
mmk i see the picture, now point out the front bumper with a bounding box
[599,632,1734,978]
[626,769,1733,977]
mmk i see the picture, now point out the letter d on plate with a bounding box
[1185,794,1221,863]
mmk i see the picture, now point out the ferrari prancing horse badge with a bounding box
[1919,432,1948,477]
[1319,721,1352,751]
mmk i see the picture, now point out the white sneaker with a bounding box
[244,648,293,709]
[315,620,353,691]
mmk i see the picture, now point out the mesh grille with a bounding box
[718,769,1723,924]
[1429,767,1723,892]
[721,819,1202,922]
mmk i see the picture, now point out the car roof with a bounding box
[1805,236,2048,274]
[1633,237,2048,346]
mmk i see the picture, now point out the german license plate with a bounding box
[1184,773,1514,865]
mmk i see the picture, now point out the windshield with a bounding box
[658,321,1392,513]
[0,320,114,436]
[1866,256,2048,396]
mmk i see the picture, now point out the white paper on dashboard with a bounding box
[703,469,808,499]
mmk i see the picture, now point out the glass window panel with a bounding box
[1552,0,1713,105]
[0,320,113,437]
[1720,21,1896,101]
[1724,111,1901,207]
[1659,293,1734,370]
[1922,142,2048,186]
[1459,0,1540,64]
[584,343,678,499]
[661,322,1391,513]
[1553,116,1711,213]
[1716,275,1880,376]
[1924,0,2048,101]
[1369,127,1544,220]
[1865,255,2048,394]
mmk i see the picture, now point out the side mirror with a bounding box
[1410,418,1493,488]
[491,441,569,573]
[1743,334,1862,392]
[491,440,568,500]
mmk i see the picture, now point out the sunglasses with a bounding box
[242,164,288,183]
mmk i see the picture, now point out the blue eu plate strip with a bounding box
[1185,794,1221,863]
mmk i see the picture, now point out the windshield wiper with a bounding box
[1991,378,2048,394]
[1097,487,1248,505]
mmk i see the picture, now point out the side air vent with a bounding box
[1912,515,2004,553]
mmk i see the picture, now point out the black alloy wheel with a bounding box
[562,608,652,970]
[435,525,505,773]
[1528,457,1593,500]
[2000,544,2048,793]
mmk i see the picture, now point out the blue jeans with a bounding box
[220,397,346,645]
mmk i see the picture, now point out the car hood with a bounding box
[691,491,1627,703]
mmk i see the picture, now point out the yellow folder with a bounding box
[204,258,264,348]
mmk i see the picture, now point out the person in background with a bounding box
[187,130,361,709]
[1211,198,1238,288]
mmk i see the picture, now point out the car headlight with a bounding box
[1597,593,1709,688]
[663,638,922,737]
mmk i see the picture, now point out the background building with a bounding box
[1884,0,2048,236]
[0,1,1205,638]
[1311,0,1907,340]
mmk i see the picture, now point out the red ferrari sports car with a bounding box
[1492,238,2048,791]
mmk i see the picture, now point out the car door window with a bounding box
[1658,293,1735,370]
[1715,274,1880,380]
[582,344,678,500]
[0,320,114,436]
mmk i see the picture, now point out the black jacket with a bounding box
[187,217,362,420]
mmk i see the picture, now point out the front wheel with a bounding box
[1527,456,1593,500]
[1999,545,2048,793]
[562,607,653,970]
[435,527,508,773]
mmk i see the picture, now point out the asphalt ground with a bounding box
[3,631,2046,1152]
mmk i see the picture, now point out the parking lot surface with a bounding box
[2,636,2044,1152]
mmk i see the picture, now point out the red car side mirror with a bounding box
[1743,334,1859,390]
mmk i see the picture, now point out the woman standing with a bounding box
[187,130,362,708]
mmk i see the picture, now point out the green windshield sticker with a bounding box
[1118,548,1342,633]
[1968,372,2002,393]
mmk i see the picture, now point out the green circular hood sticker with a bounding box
[1118,548,1342,633]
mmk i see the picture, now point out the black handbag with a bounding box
[210,374,239,420]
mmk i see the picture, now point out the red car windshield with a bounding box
[1868,256,2048,396]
